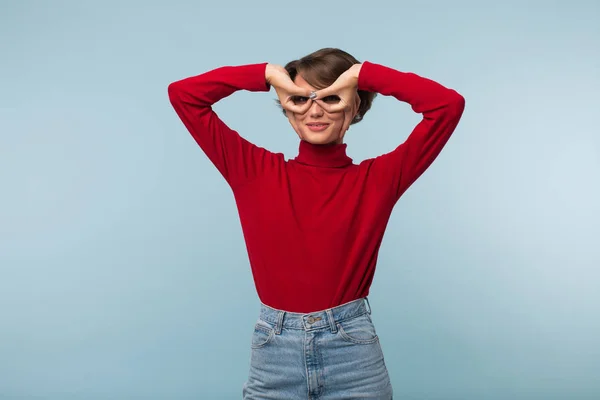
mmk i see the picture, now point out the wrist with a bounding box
[355,62,368,91]
[265,63,282,86]
[352,63,362,80]
[265,63,273,86]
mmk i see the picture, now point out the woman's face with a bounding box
[288,74,348,145]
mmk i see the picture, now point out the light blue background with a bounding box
[1,1,599,399]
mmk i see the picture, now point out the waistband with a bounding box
[258,297,372,334]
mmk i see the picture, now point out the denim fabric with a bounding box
[242,297,393,399]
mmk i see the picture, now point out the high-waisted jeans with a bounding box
[242,297,393,399]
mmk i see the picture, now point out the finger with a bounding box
[336,92,360,114]
[313,82,343,100]
[288,111,301,131]
[292,85,313,97]
[281,82,311,97]
[282,98,312,114]
[313,99,346,114]
[313,99,334,112]
[274,74,311,97]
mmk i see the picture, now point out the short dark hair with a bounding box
[277,48,376,125]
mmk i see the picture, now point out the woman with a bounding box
[168,48,465,399]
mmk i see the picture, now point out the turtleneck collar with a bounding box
[292,140,353,168]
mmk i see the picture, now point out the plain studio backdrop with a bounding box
[1,1,599,399]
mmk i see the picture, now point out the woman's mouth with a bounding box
[306,123,330,132]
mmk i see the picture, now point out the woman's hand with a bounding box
[313,64,363,133]
[266,64,313,114]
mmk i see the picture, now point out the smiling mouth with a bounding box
[306,123,330,132]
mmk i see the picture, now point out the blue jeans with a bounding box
[242,297,393,399]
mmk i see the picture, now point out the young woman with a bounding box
[168,48,465,399]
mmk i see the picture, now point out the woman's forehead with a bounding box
[293,74,318,91]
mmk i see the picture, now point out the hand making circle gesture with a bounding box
[313,64,362,134]
[266,64,313,115]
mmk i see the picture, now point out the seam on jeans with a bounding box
[304,329,310,400]
[326,309,337,333]
[254,324,272,335]
[335,310,369,325]
[316,332,325,396]
[336,322,380,345]
[275,310,284,335]
[251,325,274,349]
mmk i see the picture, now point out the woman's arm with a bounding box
[359,61,465,203]
[168,63,278,190]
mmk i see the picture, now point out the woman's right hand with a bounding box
[266,64,313,114]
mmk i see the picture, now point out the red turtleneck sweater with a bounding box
[168,61,464,313]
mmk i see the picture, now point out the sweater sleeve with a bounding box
[168,63,278,189]
[358,61,465,203]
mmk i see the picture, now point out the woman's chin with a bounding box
[301,132,340,145]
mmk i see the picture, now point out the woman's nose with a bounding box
[309,100,324,116]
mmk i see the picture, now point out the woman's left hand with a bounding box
[313,63,362,134]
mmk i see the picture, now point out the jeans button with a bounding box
[307,316,315,324]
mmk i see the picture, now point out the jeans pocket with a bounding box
[250,319,275,349]
[336,313,379,345]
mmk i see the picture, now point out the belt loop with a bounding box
[275,311,284,335]
[326,309,337,333]
[364,297,372,315]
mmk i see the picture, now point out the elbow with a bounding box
[452,90,465,107]
[449,90,465,115]
[167,81,180,99]
[167,81,184,105]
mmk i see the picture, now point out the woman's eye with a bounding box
[291,96,309,104]
[322,95,341,104]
